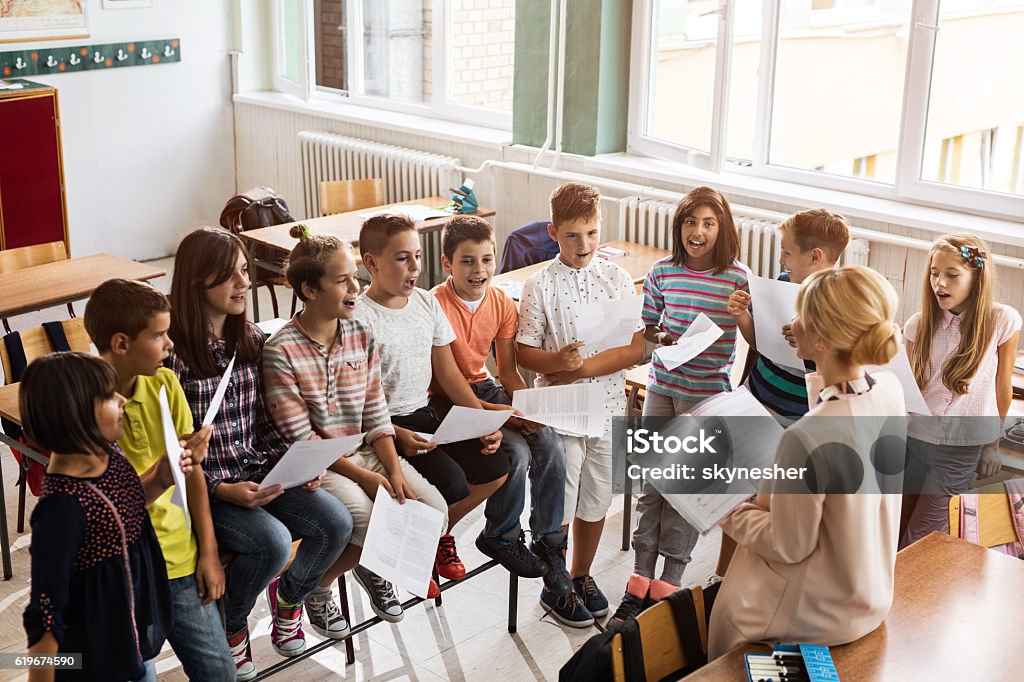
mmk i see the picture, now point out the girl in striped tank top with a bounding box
[611,187,749,624]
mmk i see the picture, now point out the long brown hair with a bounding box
[670,186,739,274]
[169,227,259,378]
[909,233,996,395]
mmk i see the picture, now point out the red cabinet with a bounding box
[0,80,69,252]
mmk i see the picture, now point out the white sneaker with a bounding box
[226,626,258,681]
[353,565,404,623]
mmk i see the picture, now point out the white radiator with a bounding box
[297,131,463,286]
[620,198,870,277]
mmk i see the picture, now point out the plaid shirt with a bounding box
[262,316,394,446]
[167,323,289,494]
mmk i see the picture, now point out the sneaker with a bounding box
[573,574,610,618]
[353,565,404,623]
[427,578,441,600]
[528,532,573,595]
[539,587,595,628]
[477,530,548,579]
[435,534,467,580]
[304,588,351,640]
[609,574,653,627]
[226,626,257,681]
[266,577,306,657]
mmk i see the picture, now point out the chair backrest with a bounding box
[0,241,68,274]
[610,597,693,681]
[318,179,385,216]
[498,221,559,274]
[949,483,1018,547]
[0,318,92,384]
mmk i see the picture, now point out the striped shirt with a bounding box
[262,315,395,446]
[167,323,289,494]
[642,257,748,402]
[744,272,815,419]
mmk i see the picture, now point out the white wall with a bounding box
[24,0,236,260]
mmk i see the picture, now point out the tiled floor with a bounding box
[0,258,725,681]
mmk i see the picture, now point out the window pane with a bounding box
[725,0,763,162]
[362,0,431,103]
[449,0,515,112]
[314,0,347,91]
[281,0,304,84]
[921,0,1024,196]
[769,0,912,183]
[646,0,721,154]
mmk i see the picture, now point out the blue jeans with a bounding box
[471,379,566,538]
[166,574,235,681]
[211,486,352,632]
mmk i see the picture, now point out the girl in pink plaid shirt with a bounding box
[900,232,1021,546]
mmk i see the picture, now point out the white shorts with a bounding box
[561,433,614,525]
[321,446,449,546]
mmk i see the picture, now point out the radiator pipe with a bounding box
[550,0,568,172]
[531,0,561,170]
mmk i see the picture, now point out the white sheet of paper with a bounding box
[259,434,363,490]
[256,318,289,337]
[653,313,724,370]
[202,353,236,427]
[358,204,451,222]
[575,294,643,357]
[423,406,512,445]
[865,345,931,416]
[158,387,190,532]
[748,275,803,371]
[360,486,446,599]
[493,279,524,301]
[662,388,784,534]
[512,383,605,437]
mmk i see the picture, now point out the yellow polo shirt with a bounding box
[119,368,198,579]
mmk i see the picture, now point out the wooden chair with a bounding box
[318,179,385,216]
[948,483,1018,548]
[0,241,75,332]
[622,363,650,550]
[610,586,710,681]
[1,318,93,531]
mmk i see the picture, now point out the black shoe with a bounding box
[573,574,609,618]
[539,588,595,628]
[476,531,548,578]
[608,591,652,628]
[529,533,574,596]
[353,565,404,623]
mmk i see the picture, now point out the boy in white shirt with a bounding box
[517,182,644,626]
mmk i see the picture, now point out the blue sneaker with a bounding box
[539,587,595,628]
[573,574,609,618]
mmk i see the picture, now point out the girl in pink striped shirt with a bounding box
[900,233,1021,546]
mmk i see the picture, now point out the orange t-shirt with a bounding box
[432,278,519,384]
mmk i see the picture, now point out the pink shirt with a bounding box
[904,303,1021,445]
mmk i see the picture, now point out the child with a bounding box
[263,226,449,628]
[613,186,748,625]
[728,208,851,424]
[900,233,1021,546]
[708,266,905,658]
[431,216,573,597]
[22,352,192,682]
[167,227,353,680]
[83,279,235,680]
[517,182,645,627]
[353,214,507,584]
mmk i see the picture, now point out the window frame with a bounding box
[627,0,1024,221]
[276,1,513,131]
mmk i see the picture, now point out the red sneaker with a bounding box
[435,533,466,580]
[427,579,441,599]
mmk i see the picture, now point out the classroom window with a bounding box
[281,1,513,128]
[629,0,1024,219]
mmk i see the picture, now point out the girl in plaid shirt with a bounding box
[167,228,353,681]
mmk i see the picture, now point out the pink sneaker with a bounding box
[226,626,257,681]
[266,577,306,657]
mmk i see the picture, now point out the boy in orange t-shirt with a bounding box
[432,217,579,622]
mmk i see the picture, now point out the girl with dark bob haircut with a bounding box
[21,351,190,681]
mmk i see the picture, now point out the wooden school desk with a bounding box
[0,254,165,320]
[238,197,496,319]
[685,532,1024,681]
